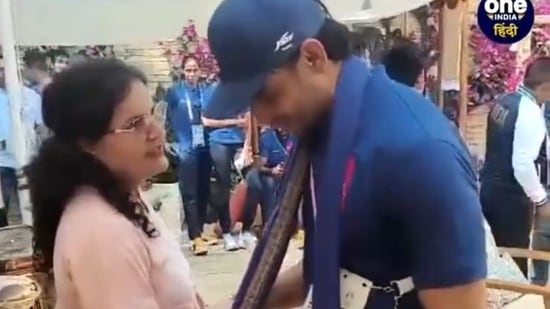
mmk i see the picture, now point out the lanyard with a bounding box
[183,86,203,121]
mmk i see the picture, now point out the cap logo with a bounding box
[274,31,294,52]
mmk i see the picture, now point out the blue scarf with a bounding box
[232,56,370,308]
[310,56,370,308]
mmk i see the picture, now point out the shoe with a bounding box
[237,231,257,249]
[191,237,208,256]
[201,233,219,246]
[223,233,239,251]
[295,229,305,250]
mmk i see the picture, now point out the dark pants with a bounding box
[532,220,550,285]
[481,183,533,277]
[242,168,276,231]
[210,142,240,234]
[177,149,211,240]
[0,167,18,227]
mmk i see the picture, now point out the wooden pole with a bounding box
[248,115,261,167]
[457,1,469,134]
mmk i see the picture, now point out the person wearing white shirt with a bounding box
[481,57,550,276]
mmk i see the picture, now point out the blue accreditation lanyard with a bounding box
[183,87,205,148]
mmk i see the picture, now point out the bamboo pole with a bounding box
[457,1,469,134]
[248,114,261,167]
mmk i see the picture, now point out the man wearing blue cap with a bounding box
[205,0,487,308]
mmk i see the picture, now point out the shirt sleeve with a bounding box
[69,217,160,309]
[512,96,547,204]
[393,140,487,289]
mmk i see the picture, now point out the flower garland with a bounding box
[163,20,219,83]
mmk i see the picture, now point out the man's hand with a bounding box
[271,164,284,177]
[265,260,305,308]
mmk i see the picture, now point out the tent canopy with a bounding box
[0,0,433,45]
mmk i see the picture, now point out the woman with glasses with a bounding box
[26,59,205,309]
[165,56,216,256]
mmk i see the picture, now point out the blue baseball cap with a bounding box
[205,0,326,119]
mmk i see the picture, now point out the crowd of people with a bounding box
[163,55,295,255]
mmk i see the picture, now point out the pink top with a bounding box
[53,187,203,309]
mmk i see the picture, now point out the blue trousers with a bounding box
[0,167,18,227]
[210,142,241,233]
[241,167,276,231]
[177,149,211,240]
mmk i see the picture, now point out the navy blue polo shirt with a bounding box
[259,128,288,168]
[201,83,244,145]
[302,67,486,308]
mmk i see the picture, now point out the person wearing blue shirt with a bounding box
[0,88,12,227]
[0,59,41,227]
[201,85,246,252]
[240,127,291,247]
[204,0,487,308]
[165,56,214,256]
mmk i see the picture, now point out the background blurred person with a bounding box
[239,127,292,248]
[165,56,215,256]
[202,95,247,251]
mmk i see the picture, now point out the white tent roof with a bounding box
[1,0,432,45]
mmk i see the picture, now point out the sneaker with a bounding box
[191,237,208,256]
[223,233,239,251]
[295,229,305,250]
[237,231,257,249]
[201,233,219,246]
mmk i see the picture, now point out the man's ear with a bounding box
[299,39,328,73]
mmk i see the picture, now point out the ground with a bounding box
[186,239,303,305]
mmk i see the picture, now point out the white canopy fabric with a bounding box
[0,0,433,45]
[334,0,433,23]
[0,0,221,45]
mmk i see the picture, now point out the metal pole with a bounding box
[1,0,33,226]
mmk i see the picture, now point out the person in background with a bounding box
[165,56,215,256]
[532,100,550,285]
[239,127,291,248]
[0,80,11,227]
[202,90,247,252]
[0,56,44,226]
[382,38,428,94]
[26,59,205,309]
[481,57,550,277]
[22,51,52,94]
[51,49,71,75]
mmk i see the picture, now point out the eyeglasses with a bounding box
[183,68,199,73]
[108,113,157,135]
